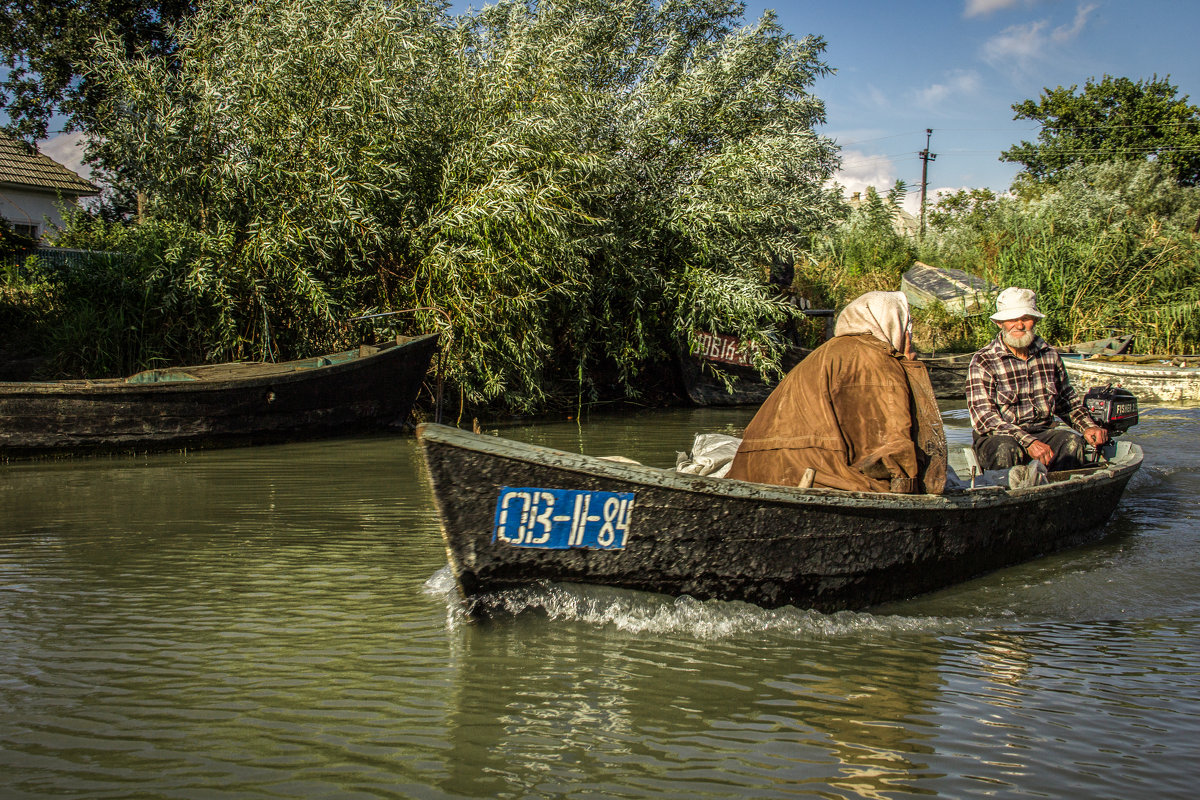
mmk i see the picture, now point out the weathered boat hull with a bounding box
[918,353,972,399]
[0,334,439,458]
[417,422,1142,612]
[1062,355,1200,403]
[683,347,971,404]
[907,338,1134,402]
[678,345,807,406]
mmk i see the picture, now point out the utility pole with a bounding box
[919,128,937,238]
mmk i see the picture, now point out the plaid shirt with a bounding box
[966,334,1097,448]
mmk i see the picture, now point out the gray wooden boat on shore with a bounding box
[901,261,996,315]
[417,422,1142,613]
[0,333,439,459]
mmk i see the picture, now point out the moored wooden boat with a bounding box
[915,351,973,399]
[417,422,1142,613]
[682,330,1140,406]
[912,336,1136,401]
[679,333,807,406]
[1061,352,1200,403]
[0,333,439,458]
[1059,334,1133,357]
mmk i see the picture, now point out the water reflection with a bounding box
[437,597,952,799]
[0,404,1197,798]
[426,579,1199,799]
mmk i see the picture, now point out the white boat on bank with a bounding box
[1062,353,1200,403]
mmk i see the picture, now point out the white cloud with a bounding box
[1053,2,1096,42]
[982,3,1095,74]
[964,0,1030,18]
[964,0,1067,19]
[861,84,893,112]
[834,149,901,198]
[914,70,983,109]
[982,19,1049,71]
[900,185,977,218]
[38,132,92,180]
[833,151,930,217]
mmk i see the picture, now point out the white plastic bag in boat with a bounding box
[676,433,743,478]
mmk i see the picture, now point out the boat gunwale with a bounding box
[415,422,1143,512]
[0,334,440,397]
[1061,357,1200,378]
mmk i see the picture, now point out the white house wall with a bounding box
[0,187,76,239]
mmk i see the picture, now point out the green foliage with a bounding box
[13,216,224,376]
[76,0,841,410]
[920,164,1200,354]
[0,0,197,142]
[808,182,916,305]
[1002,75,1200,188]
[926,187,997,233]
[908,299,989,355]
[0,217,36,258]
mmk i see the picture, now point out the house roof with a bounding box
[0,135,100,196]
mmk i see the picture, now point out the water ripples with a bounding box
[3,407,1200,798]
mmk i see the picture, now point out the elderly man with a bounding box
[967,287,1108,471]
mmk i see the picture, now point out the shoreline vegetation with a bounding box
[6,162,1198,421]
[2,1,1199,419]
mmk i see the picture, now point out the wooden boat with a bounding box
[1061,351,1200,403]
[901,261,996,315]
[417,422,1143,613]
[0,333,439,458]
[1059,334,1133,357]
[914,336,1136,401]
[915,351,972,399]
[683,332,971,404]
[679,332,807,406]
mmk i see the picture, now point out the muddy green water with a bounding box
[2,404,1198,799]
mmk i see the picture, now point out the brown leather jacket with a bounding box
[727,333,945,494]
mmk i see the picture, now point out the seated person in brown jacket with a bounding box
[727,291,943,493]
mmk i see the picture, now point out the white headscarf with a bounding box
[833,291,911,353]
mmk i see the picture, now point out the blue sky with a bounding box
[24,0,1200,216]
[745,0,1200,212]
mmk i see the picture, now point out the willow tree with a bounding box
[84,0,840,409]
[86,0,460,362]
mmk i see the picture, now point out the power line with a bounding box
[839,142,1200,170]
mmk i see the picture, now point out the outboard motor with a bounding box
[1083,384,1138,461]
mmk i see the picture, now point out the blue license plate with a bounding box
[492,487,635,550]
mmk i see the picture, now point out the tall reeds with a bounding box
[919,163,1200,353]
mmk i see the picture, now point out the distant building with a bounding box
[0,135,99,241]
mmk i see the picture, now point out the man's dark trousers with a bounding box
[973,427,1088,471]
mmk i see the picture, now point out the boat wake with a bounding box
[423,566,967,639]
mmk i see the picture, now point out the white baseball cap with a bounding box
[990,287,1045,321]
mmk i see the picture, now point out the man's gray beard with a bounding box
[1002,329,1035,350]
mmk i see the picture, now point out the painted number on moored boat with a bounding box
[492,488,634,550]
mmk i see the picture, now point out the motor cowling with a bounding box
[1084,384,1139,435]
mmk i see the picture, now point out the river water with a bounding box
[2,403,1198,799]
